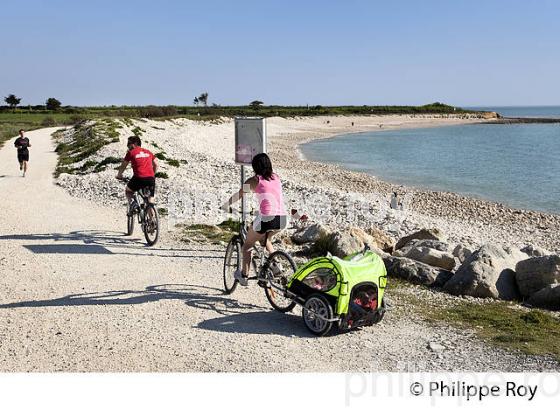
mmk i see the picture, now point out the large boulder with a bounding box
[365,226,395,252]
[384,256,453,287]
[515,255,560,298]
[526,284,560,310]
[394,239,449,256]
[395,228,445,251]
[443,244,526,300]
[330,231,362,258]
[292,223,330,245]
[329,228,387,258]
[520,244,551,258]
[400,246,456,271]
[452,244,473,264]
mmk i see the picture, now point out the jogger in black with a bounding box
[14,129,31,177]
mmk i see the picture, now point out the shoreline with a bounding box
[296,125,559,216]
[267,115,560,253]
[53,113,560,253]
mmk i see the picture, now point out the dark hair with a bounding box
[251,153,274,180]
[127,136,142,147]
[19,129,24,133]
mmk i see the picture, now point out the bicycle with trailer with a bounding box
[223,215,388,336]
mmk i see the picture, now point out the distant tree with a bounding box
[46,97,62,111]
[4,94,21,111]
[198,92,208,107]
[193,96,199,106]
[249,100,264,109]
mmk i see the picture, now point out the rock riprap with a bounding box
[443,244,526,300]
[515,255,560,298]
[394,228,445,251]
[384,256,453,287]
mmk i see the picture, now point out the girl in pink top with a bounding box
[221,153,287,286]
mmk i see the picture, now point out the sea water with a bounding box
[301,108,560,214]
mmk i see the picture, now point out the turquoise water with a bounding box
[301,122,560,214]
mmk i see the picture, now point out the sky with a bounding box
[1,0,559,107]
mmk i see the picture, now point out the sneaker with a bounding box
[234,270,249,287]
[127,202,139,216]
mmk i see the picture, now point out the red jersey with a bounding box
[124,147,155,178]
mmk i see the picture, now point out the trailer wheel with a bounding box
[302,294,334,336]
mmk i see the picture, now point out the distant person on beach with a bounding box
[221,153,287,286]
[390,192,399,210]
[116,136,158,207]
[14,129,31,177]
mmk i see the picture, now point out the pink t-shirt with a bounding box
[254,174,286,216]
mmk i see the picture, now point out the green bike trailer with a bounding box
[286,249,388,336]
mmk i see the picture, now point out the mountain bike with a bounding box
[120,178,159,246]
[223,218,297,312]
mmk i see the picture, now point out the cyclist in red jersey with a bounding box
[116,136,158,205]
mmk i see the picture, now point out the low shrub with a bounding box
[41,117,56,127]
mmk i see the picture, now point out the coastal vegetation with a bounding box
[53,120,122,177]
[0,101,483,147]
[392,278,560,360]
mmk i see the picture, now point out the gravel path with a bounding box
[0,127,558,372]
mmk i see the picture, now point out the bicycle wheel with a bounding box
[143,203,159,246]
[264,250,297,312]
[223,236,241,294]
[126,209,134,236]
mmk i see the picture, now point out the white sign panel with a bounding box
[235,117,266,165]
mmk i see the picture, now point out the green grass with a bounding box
[93,156,122,172]
[121,118,134,127]
[53,120,123,177]
[131,126,144,136]
[1,102,485,124]
[155,171,168,179]
[430,302,560,359]
[2,102,488,150]
[0,111,107,148]
[390,278,560,360]
[182,220,240,243]
[166,158,180,167]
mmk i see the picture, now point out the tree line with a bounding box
[4,94,61,111]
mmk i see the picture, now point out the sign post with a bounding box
[234,117,267,225]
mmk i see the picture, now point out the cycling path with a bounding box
[0,128,556,371]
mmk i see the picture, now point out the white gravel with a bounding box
[0,125,557,372]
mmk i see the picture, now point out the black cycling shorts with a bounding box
[17,150,29,162]
[253,215,288,234]
[127,176,156,196]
